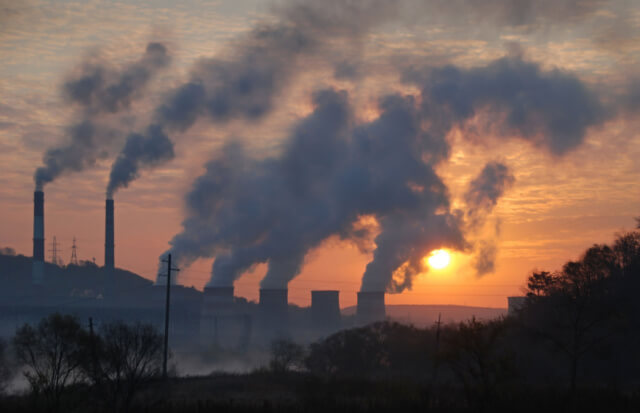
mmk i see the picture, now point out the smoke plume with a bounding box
[106,125,174,199]
[473,240,498,276]
[164,86,464,291]
[465,162,515,229]
[64,43,170,114]
[160,51,605,292]
[152,0,616,291]
[464,162,515,276]
[406,56,606,156]
[111,1,404,198]
[156,0,403,131]
[34,42,170,190]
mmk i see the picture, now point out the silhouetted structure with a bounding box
[69,237,78,265]
[105,199,114,270]
[311,290,341,332]
[357,291,385,325]
[200,286,251,349]
[259,288,289,339]
[32,191,45,284]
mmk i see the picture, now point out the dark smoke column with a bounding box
[105,199,114,269]
[32,191,45,284]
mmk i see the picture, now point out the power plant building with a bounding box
[200,286,251,349]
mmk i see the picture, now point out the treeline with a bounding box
[0,315,164,413]
[272,227,640,410]
[0,227,639,412]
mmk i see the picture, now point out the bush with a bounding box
[269,339,305,372]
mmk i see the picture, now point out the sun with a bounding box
[426,249,451,270]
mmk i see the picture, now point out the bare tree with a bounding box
[13,313,87,411]
[83,321,163,413]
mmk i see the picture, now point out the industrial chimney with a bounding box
[105,199,114,269]
[356,291,386,325]
[259,288,289,338]
[32,191,45,284]
[311,290,341,332]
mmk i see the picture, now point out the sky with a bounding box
[1,0,639,309]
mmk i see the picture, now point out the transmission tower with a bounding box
[49,236,61,265]
[70,237,79,265]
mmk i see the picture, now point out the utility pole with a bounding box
[162,254,179,380]
[434,313,442,350]
[88,317,100,384]
[432,313,442,383]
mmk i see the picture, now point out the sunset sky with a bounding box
[1,0,639,309]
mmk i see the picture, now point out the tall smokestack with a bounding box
[311,290,341,332]
[259,288,289,339]
[356,291,386,325]
[32,191,45,284]
[105,199,114,269]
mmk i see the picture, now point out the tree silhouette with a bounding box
[523,245,619,396]
[82,321,163,413]
[306,322,433,378]
[269,339,305,373]
[0,338,13,395]
[440,317,514,411]
[13,313,87,412]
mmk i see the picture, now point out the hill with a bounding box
[342,304,507,326]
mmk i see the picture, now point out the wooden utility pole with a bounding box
[88,317,100,384]
[432,313,443,383]
[428,313,443,407]
[162,254,179,380]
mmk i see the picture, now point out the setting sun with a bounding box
[426,249,451,270]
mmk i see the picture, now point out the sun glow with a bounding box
[426,249,451,270]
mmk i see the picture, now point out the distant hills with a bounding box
[1,251,506,326]
[342,304,507,326]
[0,252,201,308]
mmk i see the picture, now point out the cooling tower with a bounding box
[311,290,341,331]
[356,291,386,325]
[202,286,235,316]
[259,288,289,338]
[200,286,250,349]
[105,199,114,269]
[32,191,45,284]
